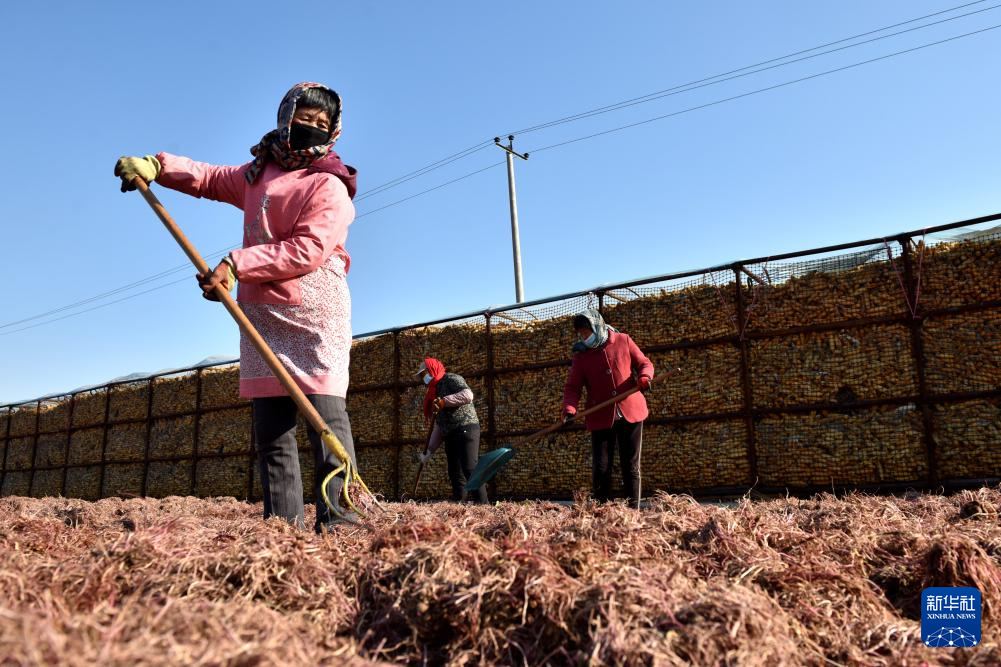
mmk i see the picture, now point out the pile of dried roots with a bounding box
[1,489,999,665]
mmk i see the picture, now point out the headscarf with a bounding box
[421,357,447,422]
[571,308,616,354]
[245,82,344,184]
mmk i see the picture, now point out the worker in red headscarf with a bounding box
[416,358,487,503]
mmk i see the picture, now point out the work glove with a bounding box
[417,450,432,465]
[561,407,576,424]
[114,155,161,192]
[638,376,652,391]
[197,260,236,302]
[432,397,446,412]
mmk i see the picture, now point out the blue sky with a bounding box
[1,1,1000,404]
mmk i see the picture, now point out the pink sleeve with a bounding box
[155,152,248,209]
[562,359,584,414]
[230,175,352,283]
[441,388,473,408]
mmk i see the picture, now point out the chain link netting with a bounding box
[2,222,999,500]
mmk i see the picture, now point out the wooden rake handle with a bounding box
[518,383,645,447]
[411,407,440,498]
[132,178,331,438]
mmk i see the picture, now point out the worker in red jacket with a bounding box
[561,309,654,509]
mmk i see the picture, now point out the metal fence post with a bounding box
[1,407,12,492]
[485,312,498,501]
[61,394,77,496]
[392,329,402,500]
[140,378,155,497]
[191,369,204,495]
[97,388,112,499]
[900,237,937,487]
[485,313,496,450]
[733,265,759,485]
[27,401,41,496]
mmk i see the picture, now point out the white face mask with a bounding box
[582,332,598,347]
[423,373,433,385]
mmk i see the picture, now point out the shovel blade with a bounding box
[464,447,515,492]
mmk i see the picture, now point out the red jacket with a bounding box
[562,331,655,431]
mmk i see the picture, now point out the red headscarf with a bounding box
[421,357,447,422]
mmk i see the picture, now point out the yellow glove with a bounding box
[198,259,238,302]
[114,155,161,192]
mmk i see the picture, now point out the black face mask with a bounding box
[289,122,330,151]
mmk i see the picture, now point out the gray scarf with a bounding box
[571,308,616,354]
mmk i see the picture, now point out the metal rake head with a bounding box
[319,431,385,523]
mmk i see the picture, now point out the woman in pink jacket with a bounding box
[562,309,654,509]
[115,82,360,531]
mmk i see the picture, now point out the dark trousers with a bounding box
[444,424,488,503]
[591,419,643,508]
[252,394,358,531]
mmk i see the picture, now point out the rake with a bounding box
[403,405,440,500]
[132,178,383,523]
[465,382,647,493]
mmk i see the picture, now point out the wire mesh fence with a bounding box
[2,215,1000,502]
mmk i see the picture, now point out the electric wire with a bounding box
[354,143,493,202]
[0,274,196,337]
[0,244,236,330]
[525,23,1001,155]
[503,1,1001,138]
[6,5,999,335]
[502,0,997,138]
[355,161,506,219]
[355,1,997,203]
[352,23,1001,220]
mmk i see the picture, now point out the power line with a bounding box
[352,22,1001,220]
[355,161,506,219]
[0,245,235,330]
[352,1,992,205]
[0,274,196,337]
[526,23,1001,155]
[1,160,503,332]
[351,0,997,205]
[354,142,494,200]
[503,0,996,138]
[504,0,996,137]
[6,5,998,335]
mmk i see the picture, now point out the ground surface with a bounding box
[0,490,999,666]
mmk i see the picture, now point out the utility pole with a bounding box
[495,135,529,303]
